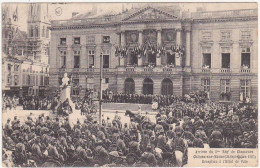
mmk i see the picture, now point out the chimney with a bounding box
[72,12,79,17]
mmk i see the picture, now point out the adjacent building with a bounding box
[49,4,258,103]
[2,3,50,97]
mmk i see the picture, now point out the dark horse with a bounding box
[125,110,144,124]
[125,110,156,131]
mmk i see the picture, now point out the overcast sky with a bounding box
[3,2,258,32]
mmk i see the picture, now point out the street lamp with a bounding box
[99,52,103,126]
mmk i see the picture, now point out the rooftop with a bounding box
[50,5,257,29]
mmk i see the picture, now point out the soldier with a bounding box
[4,118,12,136]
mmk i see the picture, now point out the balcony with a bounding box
[201,67,211,73]
[143,67,154,72]
[117,66,182,74]
[240,68,251,73]
[220,68,231,73]
[87,68,95,72]
[57,44,68,48]
[163,67,174,72]
[126,67,135,72]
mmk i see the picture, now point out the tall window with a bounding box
[103,50,110,68]
[30,26,34,37]
[8,64,12,72]
[125,78,135,94]
[60,38,66,45]
[202,47,211,68]
[220,79,231,101]
[14,64,19,71]
[27,75,30,85]
[202,32,212,41]
[221,31,231,41]
[74,50,80,68]
[40,76,44,86]
[240,80,250,100]
[42,26,45,37]
[7,75,12,85]
[74,37,80,44]
[46,28,49,38]
[22,74,26,85]
[14,75,19,85]
[36,76,39,86]
[88,50,95,68]
[60,50,67,68]
[241,31,251,41]
[35,26,39,37]
[72,78,80,95]
[103,36,110,43]
[241,47,250,68]
[221,47,230,68]
[201,79,210,91]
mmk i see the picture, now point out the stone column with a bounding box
[156,29,162,66]
[185,31,191,67]
[80,35,87,69]
[176,29,182,66]
[176,29,181,45]
[138,30,143,66]
[67,36,73,69]
[119,31,125,66]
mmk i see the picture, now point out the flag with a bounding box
[13,6,18,21]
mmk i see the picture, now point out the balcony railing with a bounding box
[220,68,231,73]
[143,67,154,72]
[192,9,257,19]
[240,68,251,73]
[163,67,174,72]
[201,68,211,73]
[126,67,135,72]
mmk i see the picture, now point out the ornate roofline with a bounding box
[122,6,178,21]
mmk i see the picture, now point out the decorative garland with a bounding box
[115,43,185,59]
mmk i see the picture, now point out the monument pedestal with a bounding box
[59,85,75,113]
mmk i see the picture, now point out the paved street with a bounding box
[2,103,157,126]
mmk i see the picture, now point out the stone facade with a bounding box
[2,4,50,97]
[49,5,258,103]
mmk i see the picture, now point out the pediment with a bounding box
[123,7,178,21]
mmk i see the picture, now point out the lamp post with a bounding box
[99,52,103,126]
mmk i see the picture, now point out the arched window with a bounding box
[143,78,153,95]
[125,78,135,94]
[161,78,173,95]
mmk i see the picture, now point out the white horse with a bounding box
[2,149,15,167]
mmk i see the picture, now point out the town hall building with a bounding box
[49,4,258,103]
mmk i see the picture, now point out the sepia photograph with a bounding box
[1,2,258,167]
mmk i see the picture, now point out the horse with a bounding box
[2,149,15,167]
[125,110,144,124]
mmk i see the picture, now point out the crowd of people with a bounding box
[21,96,54,110]
[2,95,19,112]
[2,91,258,167]
[103,90,209,108]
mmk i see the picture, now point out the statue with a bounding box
[62,73,70,87]
[55,72,75,115]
